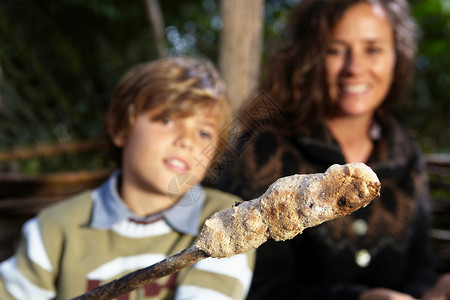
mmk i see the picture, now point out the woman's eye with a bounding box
[367,46,382,54]
[327,48,338,55]
[326,46,344,56]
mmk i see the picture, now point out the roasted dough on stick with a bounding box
[196,162,381,258]
[73,163,380,300]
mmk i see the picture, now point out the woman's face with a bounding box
[325,2,396,118]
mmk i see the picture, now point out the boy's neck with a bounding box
[119,181,176,218]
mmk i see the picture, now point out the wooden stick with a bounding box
[71,246,209,300]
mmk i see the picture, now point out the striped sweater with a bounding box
[0,173,254,300]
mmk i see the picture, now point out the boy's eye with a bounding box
[199,130,212,139]
[162,117,173,125]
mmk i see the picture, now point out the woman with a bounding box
[220,0,448,299]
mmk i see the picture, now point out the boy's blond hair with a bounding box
[105,56,232,166]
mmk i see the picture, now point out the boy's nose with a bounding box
[174,127,194,150]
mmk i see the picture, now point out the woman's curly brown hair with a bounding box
[243,0,419,134]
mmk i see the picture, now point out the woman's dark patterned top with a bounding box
[218,113,438,300]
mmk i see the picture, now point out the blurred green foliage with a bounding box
[406,0,450,152]
[0,0,448,174]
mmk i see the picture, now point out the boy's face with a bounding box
[114,106,221,202]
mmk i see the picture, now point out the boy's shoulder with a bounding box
[200,187,242,223]
[38,189,94,225]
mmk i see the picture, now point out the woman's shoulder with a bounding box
[238,124,299,162]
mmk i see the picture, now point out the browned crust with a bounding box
[196,163,380,258]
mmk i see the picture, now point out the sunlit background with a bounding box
[0,0,448,174]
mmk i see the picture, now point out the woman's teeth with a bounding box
[342,84,368,93]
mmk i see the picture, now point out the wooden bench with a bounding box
[0,142,113,262]
[426,153,450,273]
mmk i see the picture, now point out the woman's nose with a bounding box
[343,51,364,75]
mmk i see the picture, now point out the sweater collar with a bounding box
[90,170,205,236]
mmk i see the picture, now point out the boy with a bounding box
[0,57,254,299]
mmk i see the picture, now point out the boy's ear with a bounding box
[110,129,127,148]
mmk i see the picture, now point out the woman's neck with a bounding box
[325,115,374,163]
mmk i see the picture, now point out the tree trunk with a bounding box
[219,0,264,114]
[143,0,167,57]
